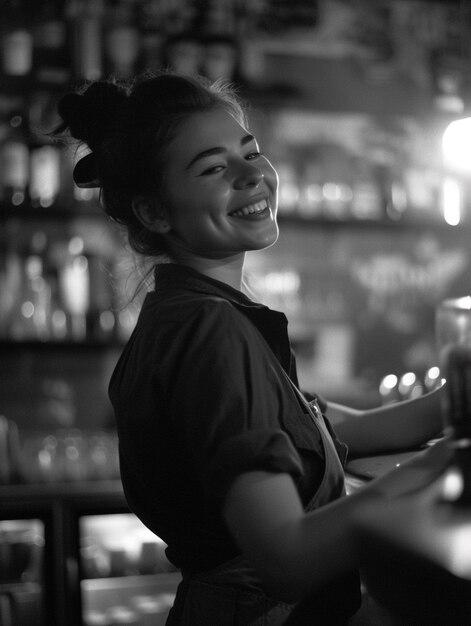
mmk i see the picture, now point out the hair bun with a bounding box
[57,82,127,151]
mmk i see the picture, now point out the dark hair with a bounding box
[54,71,248,256]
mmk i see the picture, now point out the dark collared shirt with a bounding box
[109,264,345,573]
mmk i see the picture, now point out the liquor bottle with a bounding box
[66,0,104,81]
[9,231,52,341]
[32,0,71,86]
[58,236,90,341]
[0,223,22,338]
[436,297,471,504]
[29,143,61,208]
[104,0,141,79]
[1,0,33,76]
[0,103,30,207]
[138,0,166,72]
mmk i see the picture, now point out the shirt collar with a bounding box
[152,263,294,376]
[153,263,266,311]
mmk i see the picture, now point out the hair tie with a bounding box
[73,153,100,188]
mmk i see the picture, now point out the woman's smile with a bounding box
[229,199,271,219]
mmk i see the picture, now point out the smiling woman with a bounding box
[52,71,448,626]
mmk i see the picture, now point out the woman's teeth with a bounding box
[230,200,268,218]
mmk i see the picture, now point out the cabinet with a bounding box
[0,481,181,626]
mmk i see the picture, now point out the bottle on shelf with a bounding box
[0,101,30,208]
[8,230,52,341]
[1,0,34,77]
[138,0,166,72]
[58,236,90,342]
[66,0,105,81]
[29,143,61,209]
[350,158,384,221]
[32,0,71,87]
[104,0,142,79]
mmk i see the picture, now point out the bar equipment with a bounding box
[436,296,471,504]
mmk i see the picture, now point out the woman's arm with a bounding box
[223,438,452,602]
[223,470,367,601]
[326,384,445,457]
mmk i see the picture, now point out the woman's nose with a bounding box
[233,162,264,189]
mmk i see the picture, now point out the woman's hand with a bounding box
[360,437,453,500]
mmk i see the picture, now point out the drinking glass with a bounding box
[436,296,471,442]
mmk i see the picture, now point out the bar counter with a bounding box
[346,448,471,625]
[3,448,471,625]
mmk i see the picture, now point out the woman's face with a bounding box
[159,107,279,260]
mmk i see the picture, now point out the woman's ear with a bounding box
[132,197,171,234]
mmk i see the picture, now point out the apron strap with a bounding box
[280,369,348,507]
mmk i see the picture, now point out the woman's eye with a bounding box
[246,151,263,160]
[200,164,225,176]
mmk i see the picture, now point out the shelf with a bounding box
[0,480,126,513]
[0,339,123,353]
[0,202,104,220]
[277,214,467,232]
[0,73,72,96]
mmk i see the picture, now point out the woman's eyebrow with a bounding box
[185,134,256,169]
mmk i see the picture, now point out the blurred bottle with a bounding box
[165,32,203,76]
[0,416,21,484]
[350,159,383,221]
[0,103,30,208]
[276,161,300,216]
[9,231,53,341]
[67,0,104,80]
[201,0,236,36]
[236,0,267,87]
[105,0,141,79]
[138,0,166,72]
[59,236,90,341]
[202,35,238,82]
[87,254,116,342]
[32,0,71,86]
[1,0,33,76]
[28,90,66,209]
[0,222,23,337]
[29,144,61,209]
[298,162,324,219]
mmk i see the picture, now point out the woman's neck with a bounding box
[172,253,246,291]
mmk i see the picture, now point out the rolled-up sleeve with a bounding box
[207,429,304,497]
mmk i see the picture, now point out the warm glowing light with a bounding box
[400,372,416,387]
[426,366,440,381]
[379,374,398,398]
[21,301,34,318]
[442,177,461,226]
[448,525,471,577]
[442,118,471,173]
[448,295,471,311]
[442,467,464,501]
